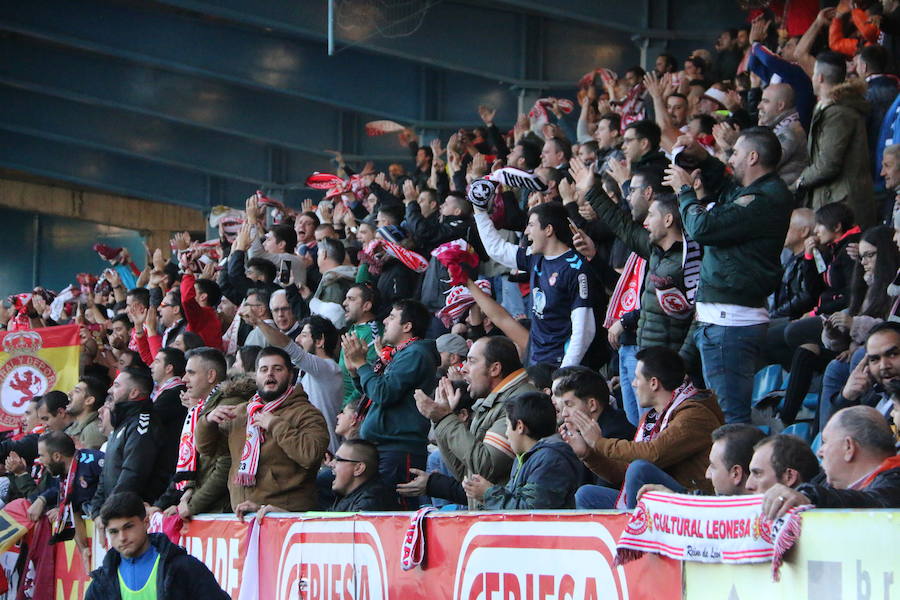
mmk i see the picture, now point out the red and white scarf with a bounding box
[400,506,436,571]
[151,376,183,401]
[174,392,211,491]
[372,337,419,376]
[52,450,81,538]
[615,490,811,581]
[234,386,295,487]
[604,252,646,328]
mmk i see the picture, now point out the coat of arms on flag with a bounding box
[0,325,80,430]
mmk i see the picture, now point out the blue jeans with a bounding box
[426,449,455,508]
[575,460,686,509]
[819,346,866,432]
[618,345,644,426]
[695,322,768,424]
[497,275,527,319]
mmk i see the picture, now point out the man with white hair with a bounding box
[244,289,301,347]
[762,406,900,518]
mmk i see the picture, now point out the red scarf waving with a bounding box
[234,386,295,487]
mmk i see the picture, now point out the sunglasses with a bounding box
[332,455,362,463]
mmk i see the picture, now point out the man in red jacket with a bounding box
[180,272,223,350]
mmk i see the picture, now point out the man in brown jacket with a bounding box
[562,346,723,509]
[797,51,875,228]
[196,347,329,513]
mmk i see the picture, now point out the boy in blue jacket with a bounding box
[463,392,581,509]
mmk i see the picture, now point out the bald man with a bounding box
[757,83,808,187]
[767,208,822,367]
[762,406,900,519]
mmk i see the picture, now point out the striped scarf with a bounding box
[174,390,214,491]
[234,386,295,487]
[604,252,646,328]
[51,450,80,540]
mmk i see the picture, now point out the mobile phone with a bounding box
[279,259,291,285]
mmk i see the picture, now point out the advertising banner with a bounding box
[683,509,900,600]
[57,512,680,599]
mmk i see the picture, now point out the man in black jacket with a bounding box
[763,406,900,519]
[149,347,188,476]
[331,439,399,511]
[771,208,822,321]
[406,190,478,330]
[87,491,228,599]
[89,368,170,537]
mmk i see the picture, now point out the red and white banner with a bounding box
[616,492,801,566]
[56,512,681,599]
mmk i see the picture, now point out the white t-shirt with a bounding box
[696,302,769,327]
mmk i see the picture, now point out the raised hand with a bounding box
[570,157,596,195]
[402,179,418,203]
[477,104,496,126]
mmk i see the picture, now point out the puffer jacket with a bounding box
[86,533,229,600]
[194,385,330,512]
[583,389,724,495]
[482,436,582,510]
[588,187,695,351]
[90,399,171,519]
[801,80,875,228]
[816,227,862,315]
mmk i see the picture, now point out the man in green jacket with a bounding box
[416,336,536,508]
[339,283,382,406]
[797,51,875,228]
[665,127,793,424]
[342,299,438,507]
[576,159,699,426]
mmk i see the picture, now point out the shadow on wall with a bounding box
[0,206,145,300]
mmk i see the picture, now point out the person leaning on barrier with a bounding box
[744,434,820,494]
[763,406,900,519]
[330,439,399,512]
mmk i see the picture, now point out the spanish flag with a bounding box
[0,324,80,431]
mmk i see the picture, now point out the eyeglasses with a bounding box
[332,455,362,463]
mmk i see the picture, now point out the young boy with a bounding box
[86,492,229,599]
[462,392,581,509]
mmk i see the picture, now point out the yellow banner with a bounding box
[684,510,900,600]
[0,325,81,430]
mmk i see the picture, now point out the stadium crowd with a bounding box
[2,0,900,594]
